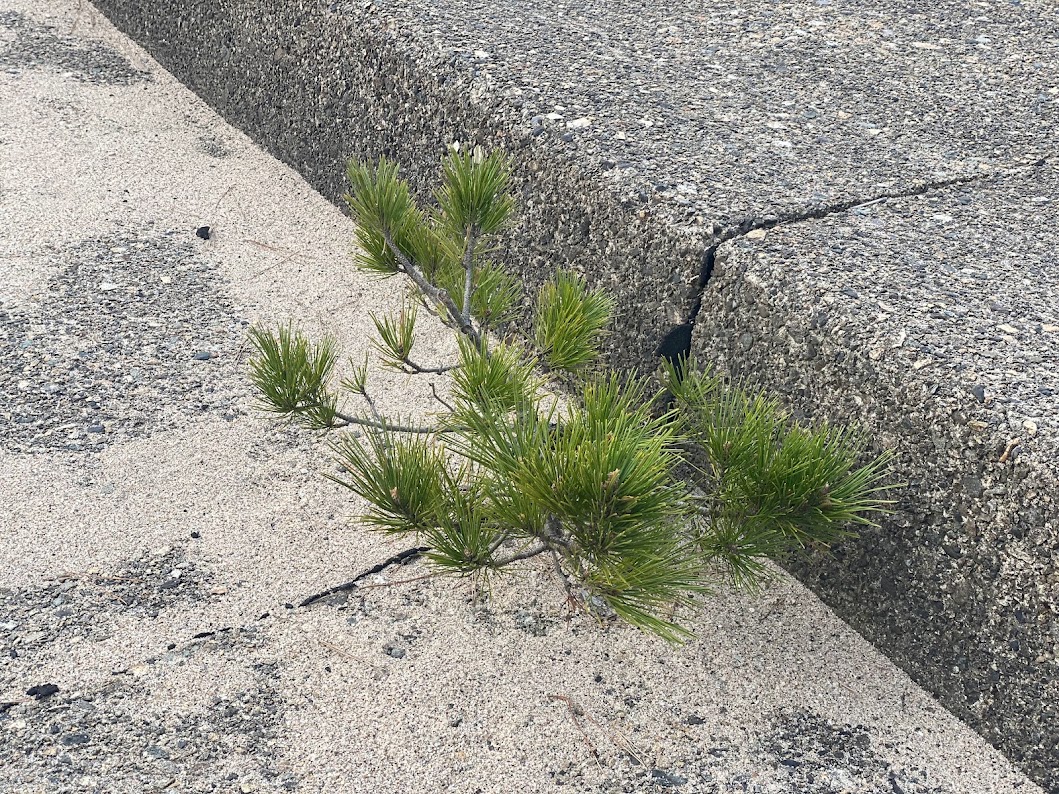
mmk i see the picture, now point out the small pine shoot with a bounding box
[534,271,614,371]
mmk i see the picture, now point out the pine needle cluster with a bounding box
[248,148,894,640]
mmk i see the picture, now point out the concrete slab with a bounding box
[693,166,1059,789]
[85,0,1058,370]
[0,1,1047,793]
[330,0,1057,221]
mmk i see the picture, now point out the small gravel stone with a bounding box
[26,683,60,700]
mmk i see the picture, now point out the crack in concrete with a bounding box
[665,157,1050,363]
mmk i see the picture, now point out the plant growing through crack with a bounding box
[248,148,893,640]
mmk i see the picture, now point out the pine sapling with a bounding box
[248,148,894,640]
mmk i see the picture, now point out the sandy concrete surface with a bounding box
[0,2,1046,793]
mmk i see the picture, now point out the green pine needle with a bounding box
[345,158,424,275]
[534,271,614,371]
[673,359,895,589]
[434,258,521,328]
[422,479,505,574]
[247,325,340,429]
[450,336,539,420]
[339,354,370,395]
[327,431,448,535]
[436,149,515,236]
[578,534,706,642]
[370,303,418,370]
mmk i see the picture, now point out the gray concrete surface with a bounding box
[84,0,1058,369]
[693,167,1059,788]
[1,3,1046,793]
[7,0,1059,788]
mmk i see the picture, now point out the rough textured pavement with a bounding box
[0,2,1048,793]
[79,0,1059,787]
[693,166,1059,789]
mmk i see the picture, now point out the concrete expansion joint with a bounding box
[658,156,1051,368]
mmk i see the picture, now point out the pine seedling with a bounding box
[248,149,895,639]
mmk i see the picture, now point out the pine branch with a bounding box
[493,541,550,567]
[402,358,459,375]
[331,409,447,435]
[550,548,578,606]
[382,230,481,347]
[429,383,456,412]
[461,225,479,324]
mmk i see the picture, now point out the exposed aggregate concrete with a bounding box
[1,546,216,660]
[0,231,246,453]
[1,627,290,794]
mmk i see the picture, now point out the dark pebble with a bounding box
[26,683,60,700]
[190,531,200,539]
[87,424,105,434]
[192,351,211,361]
[650,769,688,787]
[195,226,211,240]
[60,732,90,746]
[971,384,987,402]
[686,714,706,725]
